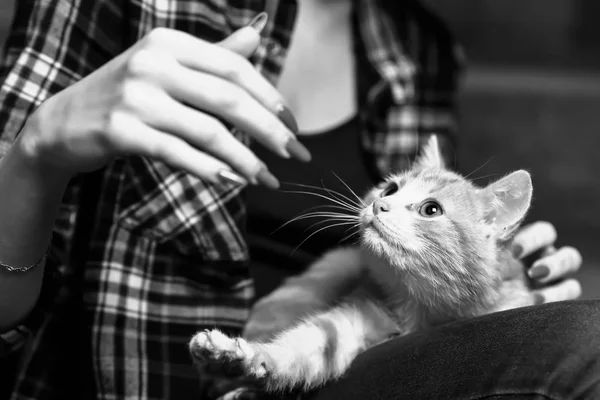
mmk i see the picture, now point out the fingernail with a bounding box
[276,103,299,135]
[217,169,248,186]
[255,166,280,190]
[247,12,268,33]
[534,293,545,305]
[528,264,550,280]
[512,244,523,259]
[285,137,312,163]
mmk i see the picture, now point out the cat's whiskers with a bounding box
[282,189,362,213]
[280,211,358,227]
[303,217,359,233]
[330,172,367,207]
[306,220,360,233]
[276,179,367,252]
[292,221,361,254]
[282,181,364,210]
[320,181,362,211]
[305,204,358,213]
[470,173,501,183]
[272,206,359,236]
[338,226,362,245]
[463,157,495,180]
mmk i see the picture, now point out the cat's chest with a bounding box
[361,251,408,300]
[361,254,468,331]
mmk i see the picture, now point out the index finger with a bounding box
[217,13,266,57]
[511,221,557,259]
[141,25,311,164]
[148,24,295,134]
[528,246,582,282]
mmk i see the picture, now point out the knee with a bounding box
[526,299,600,370]
[530,300,600,397]
[535,299,600,343]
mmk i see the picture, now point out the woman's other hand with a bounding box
[512,221,582,303]
[495,220,582,313]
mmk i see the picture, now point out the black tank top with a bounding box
[245,114,374,272]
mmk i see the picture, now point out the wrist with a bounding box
[0,132,67,270]
[11,114,74,186]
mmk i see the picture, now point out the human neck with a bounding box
[276,0,357,135]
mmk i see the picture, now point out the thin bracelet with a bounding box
[0,241,52,273]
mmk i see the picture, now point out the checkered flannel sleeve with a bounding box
[0,0,125,355]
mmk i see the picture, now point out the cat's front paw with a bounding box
[189,329,272,380]
[190,329,252,364]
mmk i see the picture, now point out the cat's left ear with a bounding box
[478,170,533,240]
[414,135,445,170]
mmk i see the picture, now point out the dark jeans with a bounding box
[309,300,600,400]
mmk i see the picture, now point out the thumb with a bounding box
[217,12,268,58]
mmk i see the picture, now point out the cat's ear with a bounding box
[414,135,445,170]
[478,170,533,240]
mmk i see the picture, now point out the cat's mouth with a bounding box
[365,218,409,255]
[368,218,393,243]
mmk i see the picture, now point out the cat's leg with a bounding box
[487,276,537,314]
[189,297,398,393]
[491,289,537,313]
[243,246,366,341]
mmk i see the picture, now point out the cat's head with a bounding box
[359,135,533,309]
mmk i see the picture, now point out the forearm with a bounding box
[244,247,365,340]
[277,247,365,303]
[0,123,71,331]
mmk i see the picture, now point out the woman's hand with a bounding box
[497,221,583,312]
[512,221,582,303]
[17,12,310,187]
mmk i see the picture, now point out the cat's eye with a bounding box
[418,200,443,218]
[380,182,399,197]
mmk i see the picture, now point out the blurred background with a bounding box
[0,3,599,289]
[426,0,600,300]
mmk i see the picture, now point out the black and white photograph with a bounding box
[0,1,599,399]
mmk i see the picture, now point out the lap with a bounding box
[309,300,600,400]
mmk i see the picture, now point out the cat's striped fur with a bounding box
[189,135,537,393]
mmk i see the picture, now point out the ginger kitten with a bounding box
[189,135,537,393]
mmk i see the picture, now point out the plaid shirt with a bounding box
[0,0,462,398]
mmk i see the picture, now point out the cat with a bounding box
[188,134,537,393]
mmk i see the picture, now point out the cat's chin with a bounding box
[361,221,406,264]
[362,220,388,243]
[366,219,396,244]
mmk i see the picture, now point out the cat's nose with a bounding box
[373,199,391,215]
